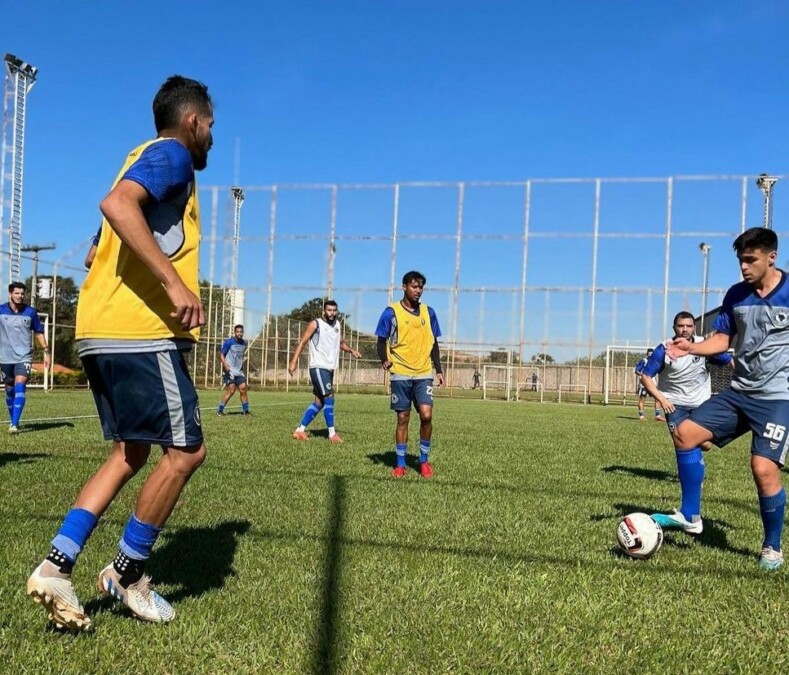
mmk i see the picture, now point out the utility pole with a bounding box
[21,242,55,306]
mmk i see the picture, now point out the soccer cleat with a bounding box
[97,564,175,623]
[242,411,251,417]
[391,466,407,478]
[650,509,703,534]
[8,424,18,434]
[638,417,646,422]
[419,461,434,479]
[27,560,91,632]
[655,416,666,423]
[292,430,309,441]
[328,433,343,444]
[216,410,225,417]
[759,546,784,571]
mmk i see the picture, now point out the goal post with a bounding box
[482,365,511,401]
[27,313,50,390]
[558,384,587,404]
[603,343,652,405]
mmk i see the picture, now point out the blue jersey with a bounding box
[713,270,789,400]
[0,303,45,363]
[221,337,247,375]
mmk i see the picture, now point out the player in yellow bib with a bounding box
[28,76,214,631]
[375,271,444,478]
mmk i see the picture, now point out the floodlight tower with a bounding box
[756,173,777,230]
[0,54,38,284]
[222,187,245,328]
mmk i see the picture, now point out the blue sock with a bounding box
[419,439,431,463]
[396,443,407,468]
[655,409,662,418]
[5,385,12,418]
[242,401,249,413]
[217,403,225,413]
[760,488,786,551]
[300,402,322,428]
[677,448,704,521]
[323,397,335,429]
[119,514,162,560]
[11,382,26,426]
[51,508,99,563]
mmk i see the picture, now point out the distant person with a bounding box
[1,282,50,433]
[288,299,361,442]
[27,75,214,631]
[217,324,250,416]
[472,368,480,390]
[531,371,539,392]
[634,348,665,422]
[375,271,444,478]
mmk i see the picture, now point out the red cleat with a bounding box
[329,433,343,444]
[391,466,407,478]
[419,461,433,479]
[292,430,309,440]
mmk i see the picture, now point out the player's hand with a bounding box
[435,372,445,387]
[666,338,691,360]
[658,397,675,414]
[166,278,205,330]
[43,353,51,370]
[351,350,362,359]
[288,363,296,376]
[381,360,392,371]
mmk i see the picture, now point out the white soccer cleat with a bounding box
[97,564,176,623]
[27,560,91,632]
[650,509,703,535]
[759,546,784,571]
[8,425,18,434]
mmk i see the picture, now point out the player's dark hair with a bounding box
[733,227,778,254]
[8,282,25,292]
[673,311,695,325]
[324,299,338,309]
[402,271,426,286]
[646,348,653,355]
[153,76,212,133]
[233,324,243,331]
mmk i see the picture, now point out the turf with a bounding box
[2,390,789,673]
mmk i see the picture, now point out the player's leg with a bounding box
[391,379,412,477]
[217,381,236,415]
[238,379,250,415]
[654,398,665,423]
[637,393,646,420]
[319,370,341,442]
[654,389,742,533]
[294,369,325,439]
[745,396,789,570]
[96,350,204,622]
[413,378,436,478]
[10,364,31,431]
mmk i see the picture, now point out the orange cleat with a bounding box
[329,433,343,444]
[419,461,434,479]
[391,466,407,478]
[292,430,309,440]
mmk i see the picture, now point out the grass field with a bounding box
[3,390,789,673]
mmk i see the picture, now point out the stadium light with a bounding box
[699,242,711,335]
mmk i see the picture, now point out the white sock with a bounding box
[296,425,306,432]
[328,426,336,437]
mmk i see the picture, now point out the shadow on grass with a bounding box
[599,502,752,558]
[602,465,677,482]
[0,452,48,468]
[366,451,421,472]
[19,421,74,433]
[616,416,644,423]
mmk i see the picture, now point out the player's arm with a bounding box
[100,181,203,330]
[34,331,51,369]
[376,338,391,370]
[84,244,98,269]
[670,332,731,359]
[639,373,673,413]
[339,338,361,359]
[288,321,318,375]
[218,343,231,372]
[431,340,445,387]
[374,308,395,370]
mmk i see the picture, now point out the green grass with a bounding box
[3,390,789,673]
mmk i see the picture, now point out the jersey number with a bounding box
[426,386,434,398]
[764,423,786,442]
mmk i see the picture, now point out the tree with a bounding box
[488,348,521,365]
[284,297,347,324]
[27,276,81,368]
[529,352,555,365]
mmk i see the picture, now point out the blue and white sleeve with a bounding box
[121,140,193,203]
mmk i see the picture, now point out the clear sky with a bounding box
[2,1,788,355]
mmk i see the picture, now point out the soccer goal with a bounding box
[603,342,652,405]
[482,365,511,401]
[558,384,588,404]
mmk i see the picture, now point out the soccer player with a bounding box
[27,75,214,630]
[288,299,361,442]
[660,227,789,570]
[638,311,733,533]
[375,271,444,478]
[217,324,250,416]
[634,348,665,422]
[0,282,50,433]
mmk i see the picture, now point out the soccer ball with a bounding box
[616,512,663,559]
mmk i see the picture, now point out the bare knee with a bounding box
[164,444,207,476]
[396,411,410,428]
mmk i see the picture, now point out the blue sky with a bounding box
[2,1,789,355]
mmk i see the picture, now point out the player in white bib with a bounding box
[637,311,733,533]
[288,299,361,443]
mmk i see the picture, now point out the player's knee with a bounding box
[419,410,433,424]
[396,411,410,426]
[121,441,152,473]
[166,444,207,476]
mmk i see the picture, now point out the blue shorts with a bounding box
[82,351,203,447]
[688,388,789,465]
[665,405,695,434]
[222,372,246,388]
[309,367,334,397]
[390,378,434,411]
[1,362,31,385]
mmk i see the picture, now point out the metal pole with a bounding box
[756,174,777,230]
[517,181,531,390]
[699,243,711,334]
[263,187,278,389]
[327,185,338,299]
[661,177,673,342]
[587,180,601,402]
[388,184,400,305]
[449,183,465,393]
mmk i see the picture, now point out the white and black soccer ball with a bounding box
[616,512,663,559]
